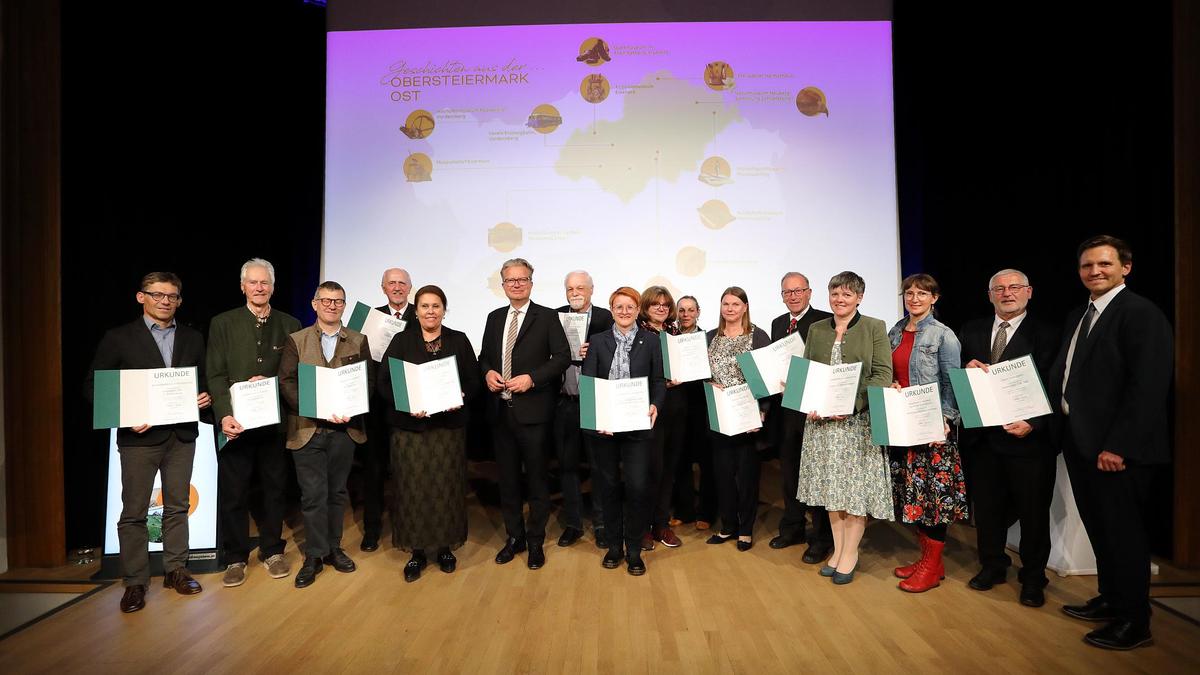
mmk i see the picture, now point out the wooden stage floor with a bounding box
[2,461,1198,674]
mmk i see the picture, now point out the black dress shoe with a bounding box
[120,585,146,613]
[602,547,624,569]
[495,537,527,565]
[594,527,609,549]
[527,543,546,570]
[706,533,735,545]
[323,548,357,573]
[163,568,203,595]
[736,539,754,552]
[360,533,380,552]
[801,544,832,565]
[769,534,801,550]
[295,557,323,588]
[968,568,1007,591]
[558,527,584,547]
[1020,584,1046,607]
[1063,596,1117,622]
[437,550,457,574]
[404,553,428,583]
[626,554,646,576]
[1084,620,1153,650]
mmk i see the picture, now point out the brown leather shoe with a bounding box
[164,568,203,595]
[120,585,146,613]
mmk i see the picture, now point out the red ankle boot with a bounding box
[894,530,928,579]
[899,539,945,593]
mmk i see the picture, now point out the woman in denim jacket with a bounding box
[886,273,967,593]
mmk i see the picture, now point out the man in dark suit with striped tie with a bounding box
[479,258,571,570]
[958,268,1059,607]
[1049,236,1173,650]
[767,272,833,563]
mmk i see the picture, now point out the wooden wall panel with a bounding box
[2,0,66,567]
[1174,0,1200,568]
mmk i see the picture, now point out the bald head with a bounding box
[381,268,412,310]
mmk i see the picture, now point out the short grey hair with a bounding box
[988,268,1030,288]
[240,258,275,285]
[780,272,810,288]
[828,271,866,295]
[564,270,594,288]
[501,258,534,277]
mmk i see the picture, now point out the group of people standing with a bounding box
[88,234,1173,652]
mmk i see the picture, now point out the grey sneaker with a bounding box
[222,562,247,587]
[263,554,290,579]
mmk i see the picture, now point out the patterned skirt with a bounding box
[889,438,968,526]
[390,428,468,552]
[796,411,894,520]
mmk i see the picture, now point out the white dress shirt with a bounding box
[1062,284,1125,413]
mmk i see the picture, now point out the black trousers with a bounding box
[356,407,390,538]
[673,389,717,523]
[494,405,551,544]
[293,429,356,559]
[711,430,760,537]
[776,408,832,546]
[591,433,653,552]
[118,432,194,586]
[651,387,689,529]
[970,443,1057,586]
[218,426,289,564]
[1063,427,1155,625]
[553,395,603,530]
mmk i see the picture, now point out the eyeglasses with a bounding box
[989,284,1030,295]
[902,290,933,300]
[315,298,346,307]
[502,276,532,287]
[142,291,181,304]
[648,303,671,310]
[781,288,811,297]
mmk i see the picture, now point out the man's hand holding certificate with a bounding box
[949,354,1052,428]
[346,302,407,362]
[703,383,762,436]
[298,361,369,421]
[737,331,805,398]
[660,331,711,382]
[579,375,653,434]
[388,356,463,416]
[229,377,282,431]
[867,383,947,446]
[93,366,201,429]
[781,357,862,418]
[558,312,590,361]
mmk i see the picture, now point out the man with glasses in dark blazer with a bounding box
[85,272,212,613]
[768,272,833,564]
[959,268,1058,608]
[480,258,571,570]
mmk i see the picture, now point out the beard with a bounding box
[568,296,586,311]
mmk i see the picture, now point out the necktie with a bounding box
[990,321,1010,363]
[788,317,797,335]
[1079,303,1097,341]
[501,310,519,397]
[395,311,402,319]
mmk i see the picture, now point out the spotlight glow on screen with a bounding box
[325,21,899,344]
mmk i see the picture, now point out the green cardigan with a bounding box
[206,306,301,423]
[803,313,894,413]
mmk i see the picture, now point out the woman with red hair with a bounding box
[582,287,667,575]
